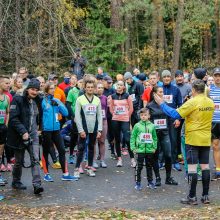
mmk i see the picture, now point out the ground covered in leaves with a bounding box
[1,204,220,220]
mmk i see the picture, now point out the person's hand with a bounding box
[174,119,181,128]
[153,93,164,105]
[22,132,29,140]
[80,131,86,139]
[96,131,101,139]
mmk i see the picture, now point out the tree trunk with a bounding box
[215,0,220,63]
[0,2,3,68]
[110,0,122,29]
[15,0,21,70]
[171,0,184,74]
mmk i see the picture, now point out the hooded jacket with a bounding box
[130,120,157,154]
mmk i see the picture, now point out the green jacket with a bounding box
[67,87,80,114]
[130,120,157,154]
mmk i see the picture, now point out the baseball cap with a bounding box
[48,73,58,80]
[161,70,171,78]
[103,75,113,83]
[213,67,220,75]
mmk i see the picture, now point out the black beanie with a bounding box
[194,68,207,80]
[26,78,40,90]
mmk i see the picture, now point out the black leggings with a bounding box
[75,133,97,168]
[70,120,78,155]
[112,121,134,159]
[42,130,67,173]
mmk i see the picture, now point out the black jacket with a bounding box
[128,81,144,111]
[7,92,42,149]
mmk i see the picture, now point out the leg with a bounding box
[75,136,87,168]
[136,154,144,183]
[146,154,154,183]
[107,117,115,154]
[112,121,122,158]
[42,132,52,174]
[121,122,134,159]
[87,133,97,167]
[70,120,78,156]
[52,131,67,173]
[99,120,108,161]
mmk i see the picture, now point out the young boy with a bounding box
[130,108,158,190]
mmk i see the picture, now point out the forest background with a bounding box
[0,0,219,77]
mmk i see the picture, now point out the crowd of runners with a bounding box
[0,63,220,205]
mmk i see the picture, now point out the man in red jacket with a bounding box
[58,72,71,91]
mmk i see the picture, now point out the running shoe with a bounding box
[68,155,75,164]
[92,161,99,169]
[155,177,161,187]
[131,159,136,168]
[74,169,80,178]
[147,182,157,189]
[44,174,54,182]
[87,168,96,177]
[0,164,7,172]
[211,172,220,181]
[0,176,6,186]
[111,153,117,160]
[12,182,27,190]
[172,163,182,171]
[121,148,128,156]
[181,196,198,205]
[85,165,97,172]
[165,177,178,185]
[34,185,44,195]
[116,160,123,167]
[79,166,84,174]
[0,195,4,201]
[6,163,13,172]
[201,195,210,204]
[135,182,143,191]
[61,174,78,181]
[100,160,107,168]
[52,161,61,169]
[159,162,165,170]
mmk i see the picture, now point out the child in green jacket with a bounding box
[131,108,158,190]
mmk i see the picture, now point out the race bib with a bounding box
[131,94,136,102]
[114,106,126,115]
[163,95,173,103]
[102,110,106,118]
[215,104,220,111]
[0,110,6,124]
[140,133,153,144]
[154,119,167,129]
[85,104,97,115]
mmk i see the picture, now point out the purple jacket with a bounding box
[99,95,108,120]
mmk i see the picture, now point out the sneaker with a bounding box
[61,174,78,181]
[12,182,27,190]
[34,185,44,195]
[100,160,107,168]
[172,163,182,171]
[121,148,128,156]
[87,168,96,177]
[147,182,157,189]
[74,169,80,178]
[135,182,143,191]
[79,166,84,174]
[159,162,165,170]
[52,161,61,169]
[0,164,7,172]
[85,165,97,172]
[93,161,99,169]
[155,177,161,187]
[6,164,13,172]
[111,153,117,160]
[0,176,6,186]
[180,196,198,205]
[68,155,75,164]
[116,160,123,167]
[131,159,136,168]
[201,195,210,204]
[165,177,178,185]
[0,195,4,201]
[44,174,54,182]
[211,172,220,181]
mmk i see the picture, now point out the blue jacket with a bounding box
[42,95,68,131]
[163,83,182,109]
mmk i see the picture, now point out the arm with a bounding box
[128,95,134,117]
[9,97,27,136]
[130,125,138,152]
[5,96,10,126]
[108,95,114,115]
[55,99,68,117]
[160,103,182,119]
[176,88,183,107]
[97,101,103,132]
[137,84,144,109]
[66,101,74,119]
[75,98,84,133]
[152,126,158,152]
[61,90,66,104]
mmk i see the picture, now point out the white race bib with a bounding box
[131,94,136,102]
[85,104,97,115]
[154,119,167,129]
[140,133,153,144]
[163,95,173,104]
[114,106,126,115]
[102,110,106,118]
[215,104,220,111]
